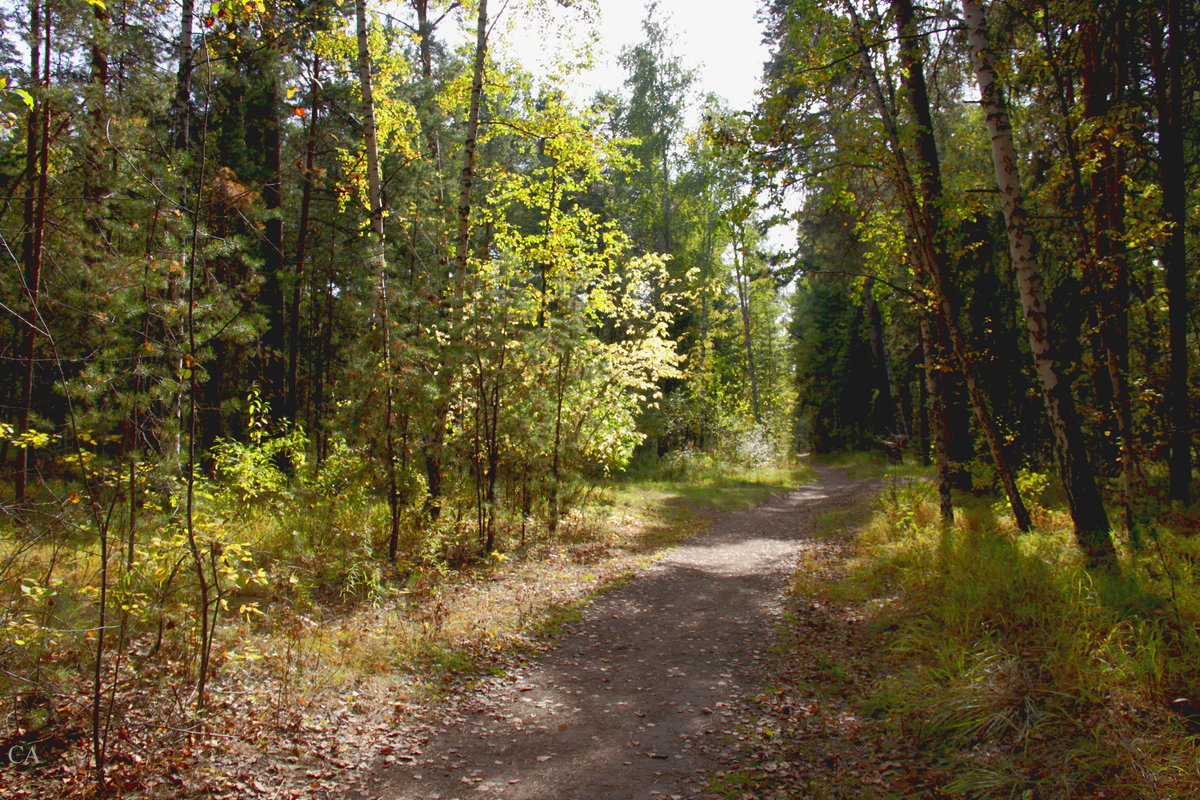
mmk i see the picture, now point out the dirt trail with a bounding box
[358,466,874,800]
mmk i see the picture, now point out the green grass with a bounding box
[710,769,759,798]
[810,450,932,481]
[608,461,816,512]
[810,471,1200,799]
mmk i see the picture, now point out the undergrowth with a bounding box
[831,468,1200,799]
[1,449,808,798]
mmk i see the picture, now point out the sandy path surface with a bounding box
[358,466,873,800]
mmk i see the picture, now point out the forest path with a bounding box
[356,465,876,800]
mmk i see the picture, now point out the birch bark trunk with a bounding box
[961,0,1116,568]
[889,0,1031,533]
[847,0,1029,528]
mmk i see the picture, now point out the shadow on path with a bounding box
[358,467,872,800]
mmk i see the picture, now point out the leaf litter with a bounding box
[4,466,905,800]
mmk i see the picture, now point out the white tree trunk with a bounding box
[962,0,1115,568]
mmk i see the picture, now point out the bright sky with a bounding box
[492,0,793,251]
[499,0,771,117]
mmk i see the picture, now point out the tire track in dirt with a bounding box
[357,466,874,800]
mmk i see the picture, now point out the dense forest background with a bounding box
[1,0,1197,794]
[1,0,796,552]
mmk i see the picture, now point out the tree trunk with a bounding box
[453,0,487,322]
[16,0,50,504]
[962,0,1116,568]
[181,18,213,710]
[286,60,320,423]
[172,0,195,151]
[891,0,1031,530]
[356,0,401,558]
[355,1,385,246]
[537,162,559,328]
[731,226,761,424]
[864,275,897,436]
[412,0,449,320]
[660,140,673,254]
[260,34,287,413]
[1081,1,1134,528]
[698,186,716,448]
[479,228,498,553]
[848,0,1030,529]
[916,364,930,467]
[1155,0,1190,502]
[548,350,568,534]
[846,3,953,515]
[85,0,110,242]
[427,0,489,519]
[918,309,954,520]
[157,0,196,467]
[414,0,447,208]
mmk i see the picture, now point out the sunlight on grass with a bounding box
[807,473,1200,799]
[608,461,816,513]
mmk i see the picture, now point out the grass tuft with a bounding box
[802,460,1200,798]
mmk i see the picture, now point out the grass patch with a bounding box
[810,450,930,481]
[811,502,875,542]
[710,769,759,798]
[805,471,1200,799]
[611,462,816,513]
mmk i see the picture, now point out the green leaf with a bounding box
[13,88,33,110]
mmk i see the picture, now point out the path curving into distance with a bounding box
[358,465,873,800]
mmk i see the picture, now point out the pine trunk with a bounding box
[356,0,401,556]
[847,3,952,515]
[286,61,320,423]
[1159,0,1190,502]
[16,0,50,504]
[1081,2,1134,527]
[888,0,1032,531]
[427,0,489,519]
[172,0,194,151]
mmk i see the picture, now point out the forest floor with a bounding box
[11,459,1195,798]
[343,464,898,800]
[5,463,937,799]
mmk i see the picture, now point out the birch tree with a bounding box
[961,0,1116,568]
